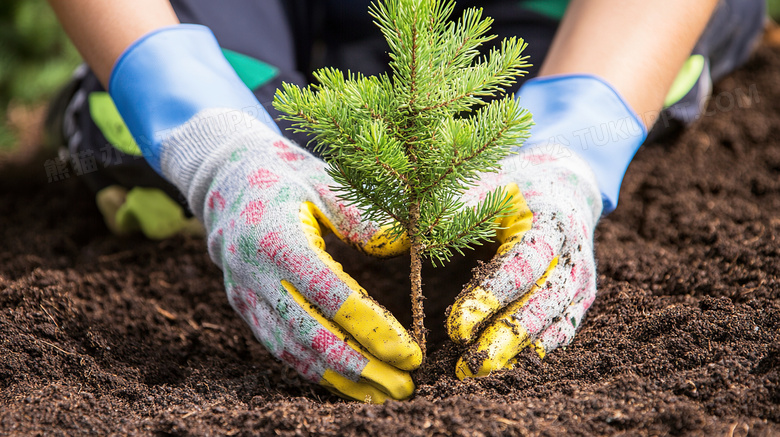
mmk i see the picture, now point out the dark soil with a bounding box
[2,44,780,436]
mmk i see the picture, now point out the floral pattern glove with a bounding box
[161,109,422,403]
[446,149,602,378]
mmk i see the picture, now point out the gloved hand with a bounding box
[175,114,420,402]
[447,151,602,378]
[95,185,204,239]
[108,24,421,403]
[447,74,647,377]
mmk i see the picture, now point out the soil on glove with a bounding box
[2,43,780,436]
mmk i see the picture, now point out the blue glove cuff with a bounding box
[516,74,647,213]
[109,24,279,174]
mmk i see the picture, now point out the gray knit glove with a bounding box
[159,109,422,403]
[447,149,602,378]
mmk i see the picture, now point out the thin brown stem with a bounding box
[408,11,419,109]
[408,197,426,359]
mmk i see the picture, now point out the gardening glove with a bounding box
[108,24,421,403]
[447,74,647,378]
[95,185,205,239]
[178,120,420,403]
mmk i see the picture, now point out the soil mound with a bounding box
[2,45,780,436]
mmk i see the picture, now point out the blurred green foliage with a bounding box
[0,0,81,149]
[770,0,780,21]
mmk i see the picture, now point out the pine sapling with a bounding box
[273,0,533,358]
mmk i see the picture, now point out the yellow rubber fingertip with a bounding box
[495,183,533,255]
[532,340,546,360]
[335,293,422,371]
[361,226,411,258]
[446,286,502,344]
[455,357,474,380]
[320,370,390,404]
[119,187,195,240]
[361,359,415,400]
[456,323,532,379]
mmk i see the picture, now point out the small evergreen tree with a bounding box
[274,0,532,357]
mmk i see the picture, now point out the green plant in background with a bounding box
[770,0,780,21]
[274,0,532,356]
[0,0,81,150]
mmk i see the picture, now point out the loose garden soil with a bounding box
[2,42,780,436]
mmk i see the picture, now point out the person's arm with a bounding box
[540,0,718,127]
[47,0,179,87]
[447,2,720,378]
[510,0,719,212]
